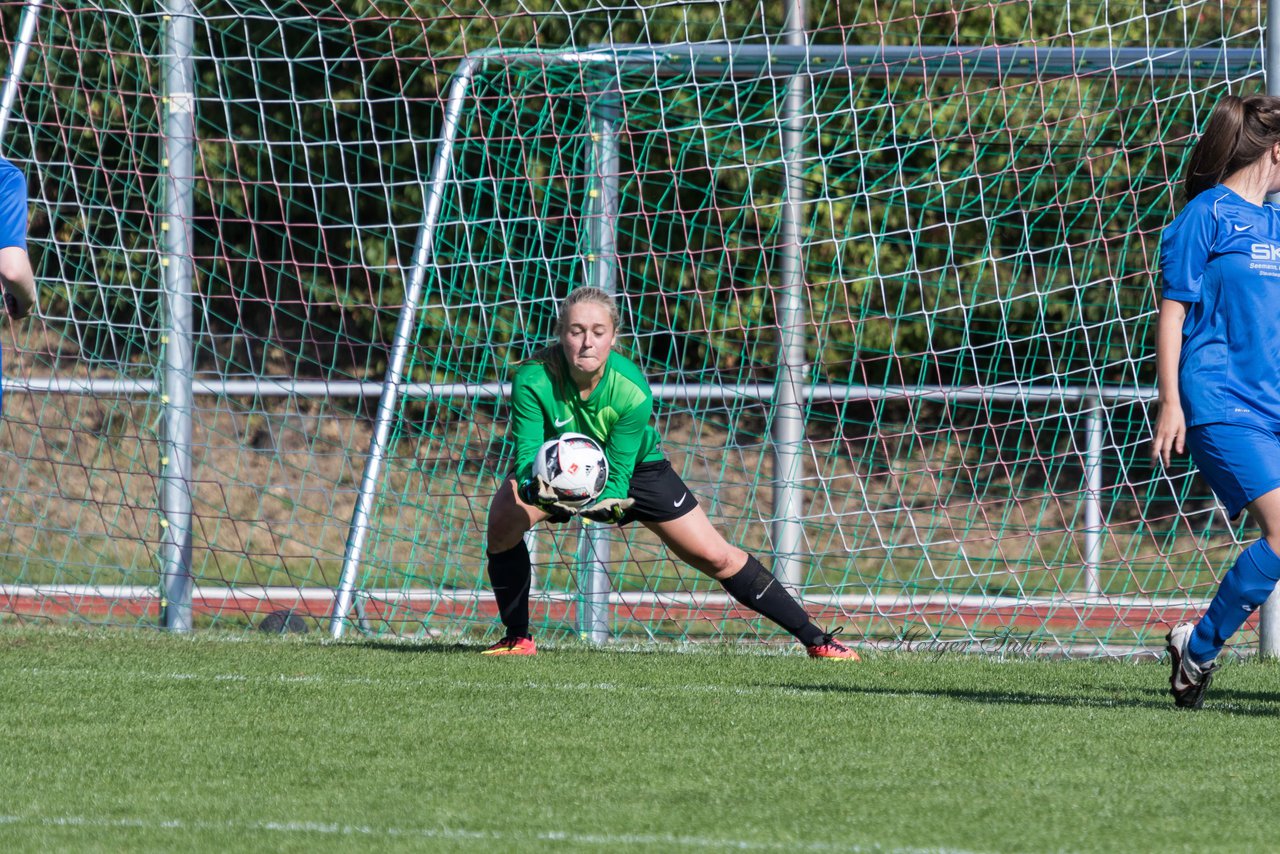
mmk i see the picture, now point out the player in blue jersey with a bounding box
[481,286,858,659]
[0,155,34,321]
[1153,93,1280,708]
[0,154,36,416]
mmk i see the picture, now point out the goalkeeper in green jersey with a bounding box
[481,286,857,660]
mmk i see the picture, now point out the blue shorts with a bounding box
[0,156,28,250]
[1185,422,1280,519]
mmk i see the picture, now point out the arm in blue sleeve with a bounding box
[1160,204,1215,304]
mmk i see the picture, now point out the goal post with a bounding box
[159,0,197,632]
[1260,0,1280,659]
[329,39,1265,651]
[327,59,480,640]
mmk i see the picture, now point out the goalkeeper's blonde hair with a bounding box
[555,286,620,336]
[526,286,623,381]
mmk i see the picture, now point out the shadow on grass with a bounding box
[347,636,730,658]
[345,640,480,655]
[773,682,1280,717]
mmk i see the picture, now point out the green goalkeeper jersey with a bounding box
[510,349,663,501]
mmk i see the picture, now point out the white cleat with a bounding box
[1166,623,1217,710]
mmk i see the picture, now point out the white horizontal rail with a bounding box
[6,376,1158,403]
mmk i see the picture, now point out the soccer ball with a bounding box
[531,432,608,508]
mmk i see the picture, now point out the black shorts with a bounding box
[616,459,699,526]
[507,459,698,526]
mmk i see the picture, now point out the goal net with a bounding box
[0,1,1264,656]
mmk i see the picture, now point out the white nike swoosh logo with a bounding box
[755,578,775,600]
[673,494,687,508]
[554,416,572,427]
[1234,224,1252,231]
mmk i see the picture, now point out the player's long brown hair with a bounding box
[525,286,623,385]
[1184,94,1280,201]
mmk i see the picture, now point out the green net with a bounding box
[0,1,1264,655]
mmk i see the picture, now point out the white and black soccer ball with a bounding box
[532,432,608,507]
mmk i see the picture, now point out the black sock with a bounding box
[487,540,532,638]
[720,555,826,646]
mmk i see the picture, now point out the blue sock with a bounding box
[1188,538,1280,664]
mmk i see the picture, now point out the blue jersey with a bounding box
[0,156,26,250]
[1161,185,1280,429]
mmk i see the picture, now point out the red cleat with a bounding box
[481,636,537,656]
[806,630,860,661]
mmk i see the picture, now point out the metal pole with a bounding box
[160,0,196,632]
[1082,399,1102,596]
[0,0,42,141]
[0,376,1167,402]
[577,80,620,645]
[771,0,809,587]
[329,61,477,638]
[597,43,1261,80]
[1260,0,1280,658]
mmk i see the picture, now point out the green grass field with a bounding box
[4,628,1280,852]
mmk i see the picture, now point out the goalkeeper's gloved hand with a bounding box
[517,475,579,523]
[578,496,635,524]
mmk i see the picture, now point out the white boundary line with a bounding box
[0,813,991,853]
